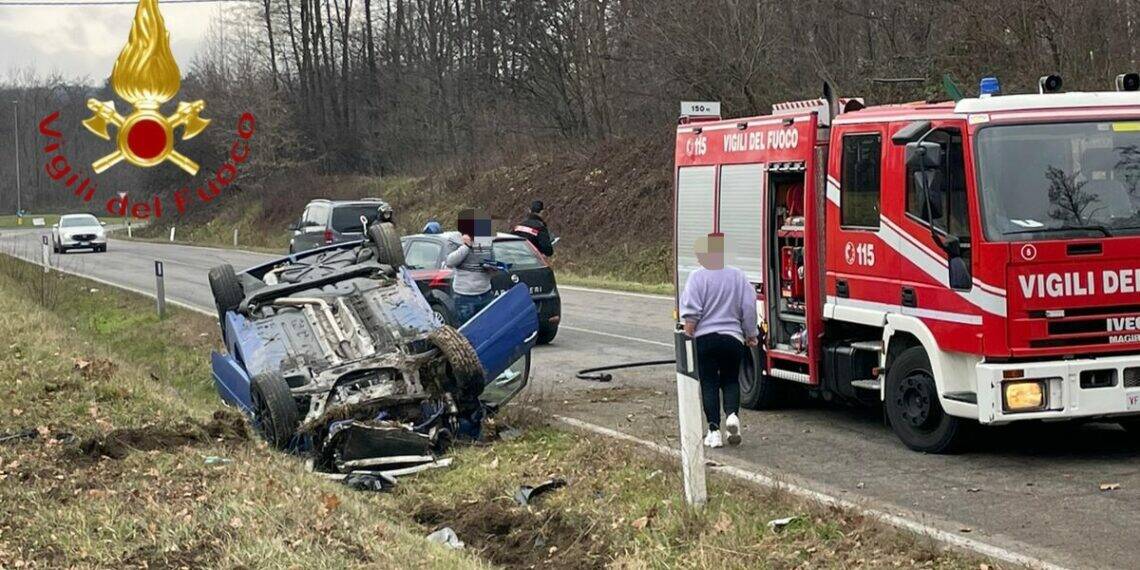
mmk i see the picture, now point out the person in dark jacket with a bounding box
[512,200,555,256]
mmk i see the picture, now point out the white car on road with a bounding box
[52,214,107,253]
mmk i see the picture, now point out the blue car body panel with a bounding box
[209,249,538,414]
[460,283,538,381]
[211,351,253,412]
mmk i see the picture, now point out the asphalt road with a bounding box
[2,229,1138,569]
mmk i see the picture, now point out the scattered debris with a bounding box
[0,429,38,445]
[967,487,981,493]
[767,516,798,533]
[426,527,465,549]
[498,427,524,442]
[960,527,973,533]
[514,477,568,506]
[203,455,232,466]
[1099,483,1121,492]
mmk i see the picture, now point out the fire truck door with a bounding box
[718,164,766,329]
[828,129,899,319]
[676,166,716,298]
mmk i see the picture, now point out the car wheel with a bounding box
[428,325,485,408]
[208,264,244,324]
[250,371,298,450]
[1119,418,1140,435]
[431,302,456,327]
[537,322,559,345]
[885,346,970,453]
[367,222,405,268]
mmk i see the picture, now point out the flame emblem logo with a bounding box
[82,0,209,175]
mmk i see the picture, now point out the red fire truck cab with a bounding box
[673,80,1140,452]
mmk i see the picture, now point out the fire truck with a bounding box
[673,76,1140,452]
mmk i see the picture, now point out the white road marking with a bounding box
[561,325,672,348]
[552,414,1071,570]
[559,284,671,301]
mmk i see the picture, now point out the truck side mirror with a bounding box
[905,141,942,170]
[949,256,971,290]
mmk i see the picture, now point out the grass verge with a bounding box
[0,253,1005,569]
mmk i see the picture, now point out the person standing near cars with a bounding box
[446,209,497,323]
[680,233,758,448]
[512,200,555,256]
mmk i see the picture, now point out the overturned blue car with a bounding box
[206,222,537,485]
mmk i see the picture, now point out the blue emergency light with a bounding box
[979,76,1001,96]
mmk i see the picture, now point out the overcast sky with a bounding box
[0,2,217,84]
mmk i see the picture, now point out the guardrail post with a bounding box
[674,325,707,508]
[41,235,50,273]
[154,260,166,319]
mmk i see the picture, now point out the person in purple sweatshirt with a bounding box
[680,233,759,448]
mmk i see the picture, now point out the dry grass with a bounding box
[0,256,1009,569]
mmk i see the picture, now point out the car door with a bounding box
[460,283,538,409]
[489,239,554,300]
[299,204,328,251]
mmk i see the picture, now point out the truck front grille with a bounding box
[1027,304,1140,349]
[1125,368,1140,388]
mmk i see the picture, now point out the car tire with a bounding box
[885,346,970,453]
[368,222,405,268]
[537,322,559,345]
[428,325,485,407]
[250,371,298,450]
[430,302,456,327]
[1119,418,1140,435]
[208,264,244,324]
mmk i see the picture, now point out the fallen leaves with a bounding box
[713,511,733,534]
[320,493,342,516]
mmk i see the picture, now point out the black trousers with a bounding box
[695,333,744,431]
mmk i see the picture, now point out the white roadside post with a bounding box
[233,228,238,247]
[118,192,130,238]
[154,260,166,319]
[169,227,176,242]
[674,323,707,507]
[40,235,50,273]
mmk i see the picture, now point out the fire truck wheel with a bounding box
[885,346,969,453]
[741,369,788,410]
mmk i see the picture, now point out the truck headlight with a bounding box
[1002,380,1047,412]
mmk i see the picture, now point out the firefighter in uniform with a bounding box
[512,200,555,256]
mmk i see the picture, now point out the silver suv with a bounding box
[289,198,394,253]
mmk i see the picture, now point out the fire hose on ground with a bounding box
[575,359,676,382]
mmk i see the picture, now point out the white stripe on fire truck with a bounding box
[878,216,1007,316]
[826,295,984,326]
[824,177,1007,312]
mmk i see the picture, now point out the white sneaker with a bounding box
[725,414,742,446]
[703,430,723,448]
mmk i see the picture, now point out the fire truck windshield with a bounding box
[975,120,1140,241]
